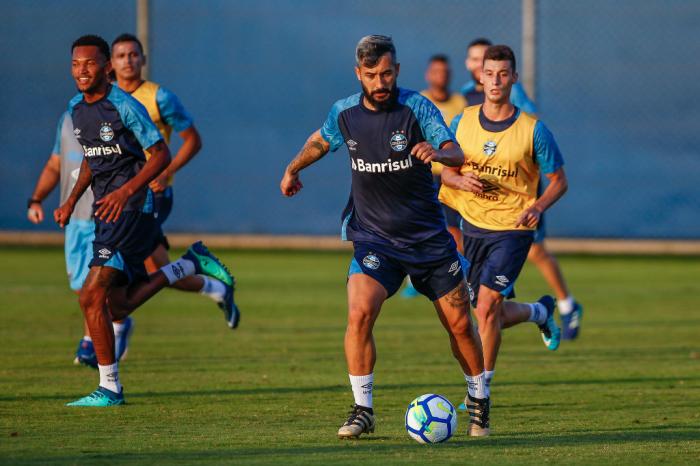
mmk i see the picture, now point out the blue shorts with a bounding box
[153,186,173,249]
[348,231,466,301]
[64,219,96,291]
[90,210,159,284]
[533,213,546,244]
[442,204,462,229]
[462,230,534,306]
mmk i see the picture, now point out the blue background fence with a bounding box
[1,0,698,238]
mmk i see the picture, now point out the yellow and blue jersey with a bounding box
[320,88,456,249]
[68,84,163,212]
[439,105,563,232]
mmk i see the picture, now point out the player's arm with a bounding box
[54,158,92,228]
[515,168,567,228]
[280,130,330,197]
[27,154,60,224]
[150,126,202,193]
[94,141,171,222]
[441,165,484,194]
[411,140,465,167]
[515,121,567,228]
[149,88,202,192]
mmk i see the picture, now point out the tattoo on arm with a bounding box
[287,131,329,174]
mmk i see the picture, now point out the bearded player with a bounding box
[280,35,490,438]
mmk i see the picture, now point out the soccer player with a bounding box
[56,35,233,407]
[28,111,100,367]
[461,38,583,338]
[280,35,490,438]
[440,45,566,391]
[109,33,240,330]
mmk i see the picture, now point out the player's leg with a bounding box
[67,266,125,407]
[432,280,490,436]
[472,285,505,373]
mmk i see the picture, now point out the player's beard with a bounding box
[362,83,398,111]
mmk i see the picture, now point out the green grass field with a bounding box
[1,246,699,465]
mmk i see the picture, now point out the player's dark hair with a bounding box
[356,35,396,67]
[112,33,144,54]
[428,54,449,64]
[483,45,517,72]
[71,35,110,61]
[468,38,492,50]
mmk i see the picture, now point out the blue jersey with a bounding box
[320,88,457,248]
[68,85,163,211]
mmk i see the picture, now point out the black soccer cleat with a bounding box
[337,404,375,439]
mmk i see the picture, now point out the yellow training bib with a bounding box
[131,80,174,185]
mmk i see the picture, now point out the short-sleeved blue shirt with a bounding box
[68,84,163,211]
[321,88,457,248]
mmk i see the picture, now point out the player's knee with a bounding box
[78,284,105,311]
[528,243,550,264]
[347,304,376,334]
[474,296,501,326]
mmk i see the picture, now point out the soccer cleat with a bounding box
[218,280,241,329]
[561,302,583,340]
[66,387,125,407]
[73,338,97,369]
[115,317,134,361]
[465,395,490,437]
[537,295,561,351]
[337,404,375,439]
[183,241,233,286]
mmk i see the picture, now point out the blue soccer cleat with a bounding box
[561,302,583,340]
[537,295,561,351]
[218,279,241,329]
[66,387,125,407]
[115,317,134,361]
[400,280,419,298]
[183,241,233,286]
[74,338,97,369]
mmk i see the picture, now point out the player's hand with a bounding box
[410,142,437,164]
[149,173,168,193]
[27,202,44,224]
[95,187,130,223]
[54,202,74,229]
[455,172,484,193]
[280,170,303,197]
[515,205,542,228]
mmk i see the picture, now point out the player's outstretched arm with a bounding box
[515,167,568,228]
[28,154,60,224]
[280,130,330,197]
[94,140,171,223]
[55,158,91,228]
[149,126,202,193]
[411,141,465,167]
[441,166,484,194]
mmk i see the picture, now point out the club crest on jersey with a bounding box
[99,123,114,142]
[483,140,497,156]
[362,254,381,270]
[390,131,408,152]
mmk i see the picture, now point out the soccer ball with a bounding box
[405,394,458,443]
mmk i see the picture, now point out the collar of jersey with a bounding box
[359,93,398,114]
[478,105,521,133]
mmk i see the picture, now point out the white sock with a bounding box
[113,321,126,336]
[527,302,548,325]
[199,275,227,302]
[558,296,576,315]
[83,335,92,342]
[98,362,122,394]
[465,372,488,399]
[160,258,196,285]
[349,373,373,409]
[485,370,495,390]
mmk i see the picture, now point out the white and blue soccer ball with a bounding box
[405,394,458,443]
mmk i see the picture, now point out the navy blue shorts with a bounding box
[90,210,159,284]
[462,230,534,306]
[348,231,467,301]
[442,204,463,229]
[153,186,173,249]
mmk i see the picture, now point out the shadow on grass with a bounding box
[7,426,700,464]
[3,374,699,403]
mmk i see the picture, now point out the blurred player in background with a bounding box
[28,112,99,367]
[441,45,566,395]
[281,35,490,438]
[402,54,466,298]
[110,33,240,330]
[462,38,583,338]
[57,35,233,406]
